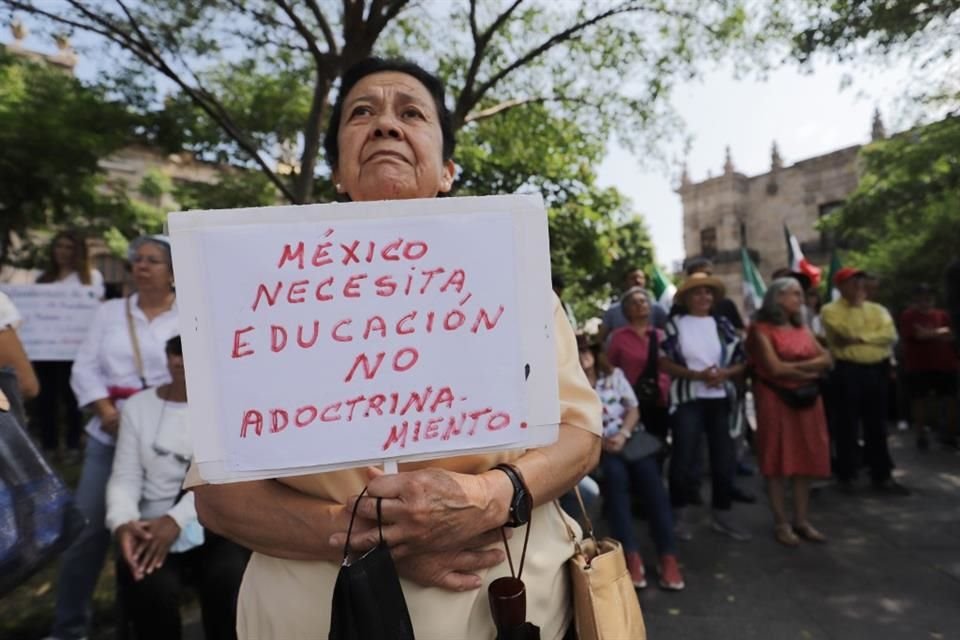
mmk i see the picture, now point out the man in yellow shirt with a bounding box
[821,268,909,495]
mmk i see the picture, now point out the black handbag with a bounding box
[0,368,87,597]
[760,377,820,409]
[329,488,415,640]
[632,330,661,406]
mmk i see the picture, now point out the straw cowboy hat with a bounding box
[675,271,726,301]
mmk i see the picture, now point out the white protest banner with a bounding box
[168,194,559,483]
[0,284,101,361]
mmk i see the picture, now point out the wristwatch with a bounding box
[493,463,533,527]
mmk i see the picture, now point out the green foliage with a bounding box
[821,116,960,310]
[173,172,279,211]
[0,48,134,262]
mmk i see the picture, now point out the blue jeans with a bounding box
[669,399,734,511]
[51,437,115,640]
[600,453,675,556]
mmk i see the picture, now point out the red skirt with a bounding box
[754,382,831,478]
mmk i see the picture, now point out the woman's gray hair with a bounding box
[620,286,653,312]
[756,277,804,327]
[128,234,172,266]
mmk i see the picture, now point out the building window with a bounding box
[818,201,844,250]
[700,227,717,257]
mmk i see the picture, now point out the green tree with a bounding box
[2,0,762,204]
[0,48,134,263]
[821,116,960,310]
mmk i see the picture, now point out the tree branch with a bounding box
[273,0,327,66]
[303,0,339,54]
[458,0,525,126]
[463,94,595,124]
[457,2,639,127]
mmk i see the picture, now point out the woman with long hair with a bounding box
[748,277,832,546]
[32,231,104,457]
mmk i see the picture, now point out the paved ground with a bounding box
[633,432,960,640]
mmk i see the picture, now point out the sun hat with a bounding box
[675,272,725,301]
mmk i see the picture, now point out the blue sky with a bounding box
[597,57,914,270]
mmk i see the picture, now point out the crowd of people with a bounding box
[561,256,959,590]
[0,55,957,639]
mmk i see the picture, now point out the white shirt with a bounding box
[34,268,105,299]
[70,293,179,445]
[106,387,196,533]
[594,367,638,438]
[675,315,726,399]
[0,291,21,329]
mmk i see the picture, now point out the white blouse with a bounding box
[34,268,105,299]
[106,387,195,533]
[70,293,179,445]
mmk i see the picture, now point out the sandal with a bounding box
[793,522,827,543]
[774,523,800,547]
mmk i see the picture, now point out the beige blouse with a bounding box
[188,295,601,640]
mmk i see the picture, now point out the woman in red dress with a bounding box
[748,277,833,546]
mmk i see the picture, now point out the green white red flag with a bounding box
[741,247,766,315]
[784,224,822,287]
[651,265,676,307]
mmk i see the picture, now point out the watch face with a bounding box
[516,492,533,524]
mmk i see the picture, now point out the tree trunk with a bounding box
[294,74,334,203]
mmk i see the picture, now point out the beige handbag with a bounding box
[555,490,647,640]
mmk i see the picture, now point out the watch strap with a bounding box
[493,463,530,527]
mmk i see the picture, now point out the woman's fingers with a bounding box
[448,547,505,573]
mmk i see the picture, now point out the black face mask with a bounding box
[329,488,415,640]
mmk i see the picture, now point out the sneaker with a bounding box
[872,478,911,496]
[658,554,685,591]
[625,551,647,589]
[711,512,752,541]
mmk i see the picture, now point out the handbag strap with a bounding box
[499,519,533,581]
[125,296,147,389]
[640,329,659,380]
[553,486,595,557]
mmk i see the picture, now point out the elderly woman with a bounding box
[607,287,671,441]
[48,235,179,640]
[32,230,104,458]
[189,58,601,640]
[659,272,749,541]
[748,278,832,546]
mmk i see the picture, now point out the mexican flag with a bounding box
[784,224,822,287]
[650,265,677,307]
[741,247,766,315]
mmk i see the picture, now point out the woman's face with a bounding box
[334,71,455,202]
[686,286,714,315]
[623,292,650,322]
[52,236,76,270]
[131,242,172,292]
[778,284,804,316]
[578,347,595,372]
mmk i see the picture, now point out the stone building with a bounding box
[676,111,887,314]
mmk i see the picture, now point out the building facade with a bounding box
[676,113,886,314]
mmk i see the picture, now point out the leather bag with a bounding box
[329,488,415,640]
[760,377,820,409]
[555,489,646,640]
[631,329,661,407]
[0,368,87,597]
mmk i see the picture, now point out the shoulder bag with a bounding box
[0,368,87,597]
[631,330,661,407]
[554,488,646,640]
[759,377,820,409]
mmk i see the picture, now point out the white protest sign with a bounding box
[0,284,101,361]
[168,194,559,483]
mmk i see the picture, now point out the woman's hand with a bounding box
[94,399,120,437]
[603,431,628,453]
[116,520,153,581]
[394,535,507,591]
[137,516,180,578]
[330,467,510,559]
